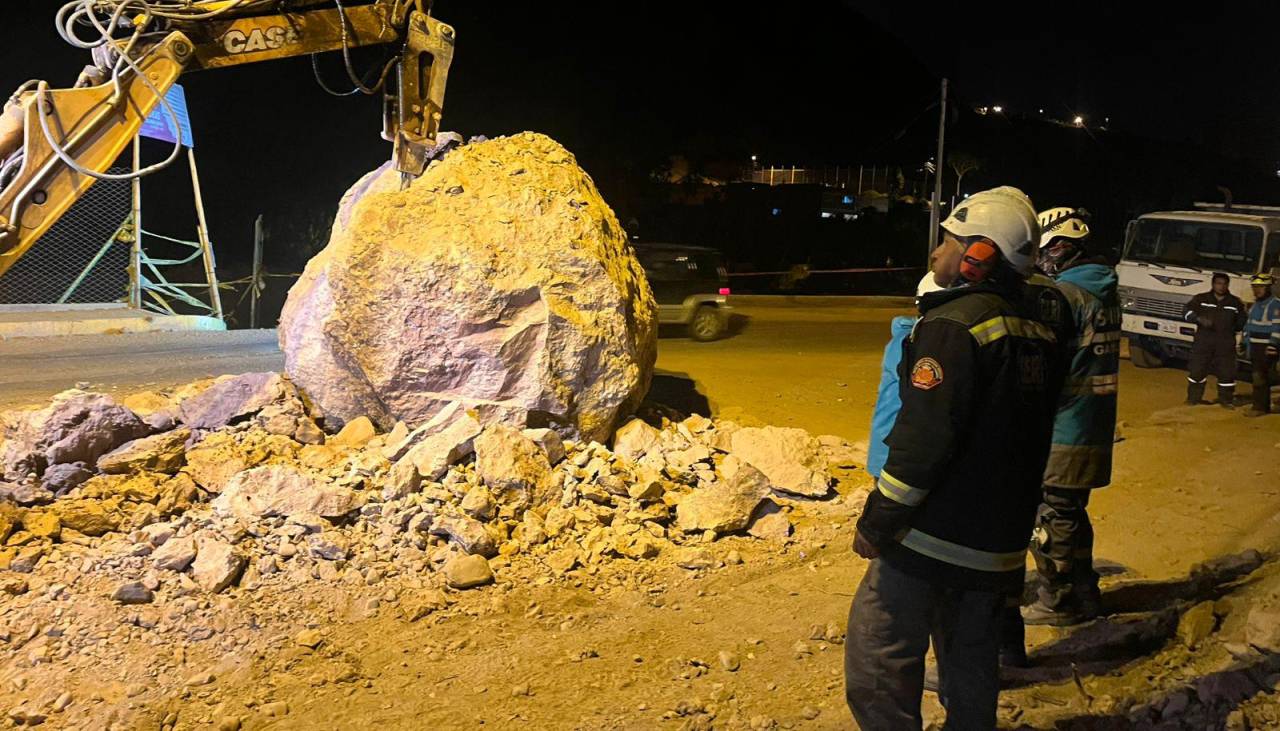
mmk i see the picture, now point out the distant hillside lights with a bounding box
[974,105,1103,130]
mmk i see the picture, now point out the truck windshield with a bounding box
[1124,220,1263,274]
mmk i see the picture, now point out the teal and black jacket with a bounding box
[1043,262,1121,489]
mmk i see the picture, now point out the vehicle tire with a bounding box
[689,306,724,342]
[1128,338,1163,369]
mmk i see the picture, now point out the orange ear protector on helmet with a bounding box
[960,240,999,282]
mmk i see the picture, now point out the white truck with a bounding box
[1118,203,1280,368]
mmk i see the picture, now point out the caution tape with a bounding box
[727,266,922,277]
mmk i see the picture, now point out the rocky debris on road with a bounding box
[0,374,870,731]
[2,380,860,595]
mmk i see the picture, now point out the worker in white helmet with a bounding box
[1017,208,1121,633]
[845,187,1069,728]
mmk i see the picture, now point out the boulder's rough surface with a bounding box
[278,133,658,442]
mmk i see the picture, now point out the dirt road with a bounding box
[3,299,1279,730]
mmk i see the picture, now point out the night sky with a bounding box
[1,1,1277,270]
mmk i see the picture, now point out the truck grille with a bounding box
[1132,296,1185,319]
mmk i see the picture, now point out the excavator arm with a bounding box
[0,0,454,278]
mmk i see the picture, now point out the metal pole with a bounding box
[857,165,864,195]
[58,234,118,304]
[251,214,264,329]
[927,78,949,257]
[187,148,224,320]
[130,137,142,309]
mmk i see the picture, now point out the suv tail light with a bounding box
[719,288,731,296]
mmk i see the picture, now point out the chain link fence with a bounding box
[0,168,132,305]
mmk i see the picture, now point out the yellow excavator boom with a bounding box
[0,0,454,278]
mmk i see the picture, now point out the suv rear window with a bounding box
[637,248,725,282]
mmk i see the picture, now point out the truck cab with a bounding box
[1118,203,1280,367]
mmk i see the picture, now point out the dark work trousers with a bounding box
[845,558,1003,731]
[1251,343,1277,413]
[1030,487,1100,610]
[1187,335,1237,404]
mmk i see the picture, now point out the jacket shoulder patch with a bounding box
[910,357,944,390]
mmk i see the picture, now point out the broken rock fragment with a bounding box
[729,426,831,498]
[330,416,377,448]
[213,465,359,521]
[97,429,191,475]
[2,390,150,479]
[152,536,198,572]
[474,424,553,507]
[747,500,793,541]
[430,511,498,557]
[178,373,283,429]
[111,581,154,605]
[676,463,772,534]
[191,535,247,593]
[613,419,661,463]
[443,554,494,589]
[404,411,483,483]
[39,462,93,495]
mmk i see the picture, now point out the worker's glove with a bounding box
[852,531,880,560]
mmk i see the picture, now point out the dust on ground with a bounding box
[3,300,1280,730]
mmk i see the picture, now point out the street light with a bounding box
[1073,115,1085,127]
[992,105,1003,113]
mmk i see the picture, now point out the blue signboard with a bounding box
[139,84,194,148]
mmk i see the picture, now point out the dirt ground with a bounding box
[4,299,1280,730]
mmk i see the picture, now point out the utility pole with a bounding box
[927,78,949,258]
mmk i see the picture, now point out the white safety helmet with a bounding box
[1037,207,1090,250]
[940,186,1040,276]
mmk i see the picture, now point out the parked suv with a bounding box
[634,243,731,341]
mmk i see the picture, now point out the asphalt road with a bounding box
[0,299,912,436]
[0,329,285,410]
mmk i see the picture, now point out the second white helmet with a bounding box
[1038,207,1090,249]
[940,186,1040,275]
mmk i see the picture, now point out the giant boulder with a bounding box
[278,133,658,442]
